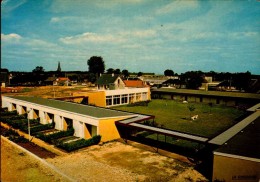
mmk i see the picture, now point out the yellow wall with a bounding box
[63,118,68,131]
[98,116,131,142]
[213,154,260,182]
[73,91,106,107]
[84,124,92,139]
[33,110,38,119]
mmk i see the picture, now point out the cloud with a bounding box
[1,0,27,15]
[156,0,199,15]
[59,32,125,44]
[59,29,157,45]
[120,29,156,38]
[1,33,22,43]
[50,17,60,23]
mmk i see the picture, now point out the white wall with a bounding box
[73,120,84,138]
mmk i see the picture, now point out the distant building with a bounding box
[73,74,151,107]
[55,77,70,86]
[0,69,10,87]
[96,74,125,90]
[45,76,57,85]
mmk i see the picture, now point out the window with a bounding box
[113,95,120,105]
[136,93,141,101]
[121,94,128,104]
[129,94,135,103]
[142,92,147,101]
[106,96,112,106]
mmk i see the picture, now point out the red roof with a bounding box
[124,80,146,87]
[58,77,70,81]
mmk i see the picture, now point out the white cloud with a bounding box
[59,32,125,44]
[156,0,199,15]
[50,17,60,23]
[59,29,157,45]
[1,33,22,42]
[120,29,156,38]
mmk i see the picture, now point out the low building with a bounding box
[72,74,151,107]
[212,105,260,181]
[152,88,260,106]
[2,96,152,142]
[55,77,70,86]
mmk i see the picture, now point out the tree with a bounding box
[233,71,251,91]
[87,56,105,77]
[106,68,114,74]
[122,69,129,78]
[114,68,121,74]
[164,69,174,76]
[32,66,44,73]
[182,71,204,89]
[137,72,143,77]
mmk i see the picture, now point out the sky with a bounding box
[1,0,260,74]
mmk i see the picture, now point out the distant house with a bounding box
[216,80,237,91]
[162,79,184,89]
[56,77,70,86]
[140,75,169,86]
[96,74,125,90]
[45,76,57,85]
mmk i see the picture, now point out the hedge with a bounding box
[1,110,17,116]
[24,123,54,134]
[56,135,101,152]
[35,128,74,143]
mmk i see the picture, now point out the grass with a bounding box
[114,99,245,138]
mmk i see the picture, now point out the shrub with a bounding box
[29,123,54,134]
[0,110,17,117]
[9,135,28,143]
[35,128,74,143]
[1,128,28,143]
[56,135,101,152]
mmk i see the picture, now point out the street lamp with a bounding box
[27,109,32,141]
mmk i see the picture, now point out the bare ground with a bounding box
[1,136,208,181]
[1,137,70,182]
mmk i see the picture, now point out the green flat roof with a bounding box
[7,96,133,118]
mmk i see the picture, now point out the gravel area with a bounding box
[1,136,208,182]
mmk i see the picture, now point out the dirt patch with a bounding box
[46,141,208,181]
[17,142,57,159]
[1,138,70,182]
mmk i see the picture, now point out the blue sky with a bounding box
[1,0,260,74]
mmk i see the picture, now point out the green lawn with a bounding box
[114,100,245,138]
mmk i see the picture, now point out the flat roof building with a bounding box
[2,96,151,142]
[212,106,260,182]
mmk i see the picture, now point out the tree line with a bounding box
[5,56,259,92]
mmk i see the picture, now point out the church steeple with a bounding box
[57,61,61,72]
